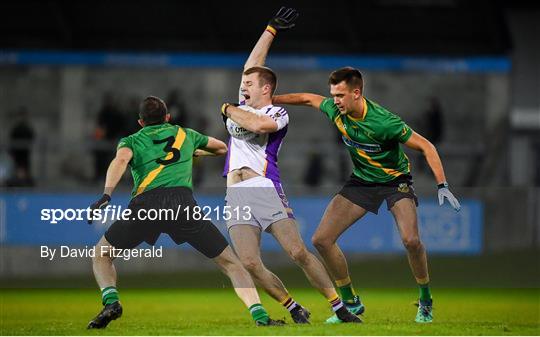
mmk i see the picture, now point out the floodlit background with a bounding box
[0,1,538,290]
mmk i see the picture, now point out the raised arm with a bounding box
[244,7,299,70]
[273,93,326,109]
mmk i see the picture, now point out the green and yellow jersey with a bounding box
[117,123,209,197]
[320,97,413,183]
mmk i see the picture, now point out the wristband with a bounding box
[265,25,277,36]
[221,103,230,116]
[437,182,449,189]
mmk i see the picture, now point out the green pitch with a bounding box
[1,288,538,335]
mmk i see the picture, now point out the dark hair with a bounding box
[243,66,277,95]
[328,67,363,92]
[139,96,167,125]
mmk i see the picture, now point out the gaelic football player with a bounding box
[220,8,360,324]
[273,67,461,323]
[87,96,283,328]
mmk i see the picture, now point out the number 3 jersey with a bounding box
[117,123,209,197]
[223,104,289,183]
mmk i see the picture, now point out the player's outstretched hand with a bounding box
[437,184,460,212]
[268,7,299,31]
[88,193,111,224]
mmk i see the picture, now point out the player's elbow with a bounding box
[252,125,275,134]
[114,155,131,166]
[114,148,133,165]
[253,126,275,134]
[207,138,228,156]
[303,95,315,106]
[422,140,437,156]
[215,145,228,156]
[209,145,227,156]
[251,120,278,134]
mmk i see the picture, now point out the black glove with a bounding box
[88,193,111,224]
[268,7,299,32]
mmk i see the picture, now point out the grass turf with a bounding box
[1,288,538,335]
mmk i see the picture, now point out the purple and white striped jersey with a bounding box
[223,103,289,183]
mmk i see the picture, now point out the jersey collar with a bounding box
[144,122,170,129]
[258,104,274,111]
[346,97,368,122]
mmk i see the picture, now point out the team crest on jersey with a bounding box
[398,183,409,193]
[364,130,378,142]
[401,127,409,136]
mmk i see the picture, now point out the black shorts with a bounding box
[104,187,228,258]
[338,174,419,214]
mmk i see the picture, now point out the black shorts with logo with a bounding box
[338,174,419,214]
[104,186,228,258]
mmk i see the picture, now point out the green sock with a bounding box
[249,304,269,324]
[338,283,357,303]
[419,283,431,302]
[101,286,119,305]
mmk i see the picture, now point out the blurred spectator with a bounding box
[124,95,142,135]
[303,150,324,188]
[534,140,540,186]
[423,96,444,146]
[166,89,189,126]
[0,151,13,186]
[8,107,35,186]
[5,166,34,187]
[417,96,445,173]
[93,93,126,181]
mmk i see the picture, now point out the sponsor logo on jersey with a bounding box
[341,136,382,153]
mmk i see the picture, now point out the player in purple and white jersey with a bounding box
[218,7,360,324]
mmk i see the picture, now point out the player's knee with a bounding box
[92,245,112,262]
[222,259,246,277]
[240,257,263,274]
[288,245,309,265]
[312,234,332,252]
[402,236,423,252]
[214,250,240,270]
